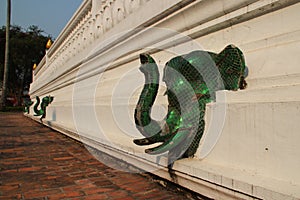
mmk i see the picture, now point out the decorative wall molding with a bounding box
[32,0,300,96]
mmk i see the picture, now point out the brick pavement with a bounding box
[0,112,200,200]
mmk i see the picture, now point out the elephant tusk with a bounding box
[144,127,196,155]
[133,130,174,146]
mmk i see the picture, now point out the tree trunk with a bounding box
[1,0,11,110]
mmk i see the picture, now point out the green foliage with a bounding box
[0,25,51,105]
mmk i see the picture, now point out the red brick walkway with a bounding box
[0,113,193,200]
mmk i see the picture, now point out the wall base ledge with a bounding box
[25,114,300,200]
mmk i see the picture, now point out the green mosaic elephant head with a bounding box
[134,44,248,166]
[24,99,34,114]
[34,95,54,119]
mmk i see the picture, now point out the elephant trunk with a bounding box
[133,53,202,163]
[134,54,162,139]
[33,96,43,116]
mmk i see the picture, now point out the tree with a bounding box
[0,24,50,107]
[0,0,11,110]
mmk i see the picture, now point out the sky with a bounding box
[0,0,83,39]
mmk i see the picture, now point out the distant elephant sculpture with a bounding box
[134,44,248,166]
[34,96,54,120]
[24,99,34,114]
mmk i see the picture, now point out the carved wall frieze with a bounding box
[36,0,147,81]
